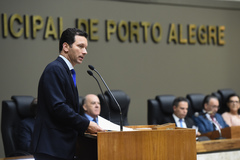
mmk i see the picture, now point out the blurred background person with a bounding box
[82,94,101,124]
[163,97,201,136]
[222,93,240,126]
[193,95,229,134]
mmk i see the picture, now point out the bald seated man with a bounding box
[82,94,101,124]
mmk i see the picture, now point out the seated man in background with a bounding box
[193,95,229,134]
[222,93,240,126]
[163,97,201,136]
[82,94,133,131]
[82,94,101,124]
[16,98,37,153]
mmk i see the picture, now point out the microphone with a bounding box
[88,65,123,131]
[87,70,110,120]
[194,111,212,117]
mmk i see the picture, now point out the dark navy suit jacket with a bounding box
[193,113,229,134]
[163,115,195,128]
[31,57,90,159]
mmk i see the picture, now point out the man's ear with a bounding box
[173,105,177,111]
[62,42,69,52]
[82,104,87,111]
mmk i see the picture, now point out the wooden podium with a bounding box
[76,123,196,160]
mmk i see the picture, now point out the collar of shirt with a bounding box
[59,55,74,70]
[84,113,98,123]
[172,113,185,123]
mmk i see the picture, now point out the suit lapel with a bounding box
[57,57,79,113]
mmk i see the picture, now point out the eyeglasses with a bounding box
[229,101,240,104]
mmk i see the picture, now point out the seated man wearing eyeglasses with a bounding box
[222,93,240,127]
[193,95,229,134]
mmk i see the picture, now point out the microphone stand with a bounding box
[87,70,111,121]
[88,65,123,131]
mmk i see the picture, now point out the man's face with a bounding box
[204,98,219,116]
[173,101,188,119]
[65,35,88,66]
[83,95,101,118]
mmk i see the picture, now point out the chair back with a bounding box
[1,96,34,157]
[98,90,130,125]
[186,93,205,117]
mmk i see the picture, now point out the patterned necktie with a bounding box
[211,116,222,130]
[179,119,183,128]
[71,69,76,86]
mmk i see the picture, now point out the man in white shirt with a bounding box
[163,97,201,136]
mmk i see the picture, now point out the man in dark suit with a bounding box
[163,97,200,136]
[193,95,229,134]
[31,28,103,160]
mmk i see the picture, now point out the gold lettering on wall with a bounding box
[32,15,43,38]
[0,13,225,45]
[58,17,63,39]
[44,16,58,39]
[89,19,99,41]
[168,23,225,45]
[118,20,129,42]
[188,24,196,44]
[106,20,116,41]
[9,14,23,38]
[208,25,217,45]
[130,21,140,42]
[218,26,225,45]
[197,25,207,44]
[179,24,187,44]
[151,23,162,43]
[25,15,30,38]
[140,21,150,42]
[168,23,178,43]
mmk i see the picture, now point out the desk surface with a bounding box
[197,137,240,153]
[2,138,240,159]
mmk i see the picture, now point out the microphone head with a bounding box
[88,65,95,70]
[87,70,93,76]
[194,112,199,117]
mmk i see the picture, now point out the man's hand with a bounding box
[86,121,104,134]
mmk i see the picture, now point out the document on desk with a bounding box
[98,116,133,131]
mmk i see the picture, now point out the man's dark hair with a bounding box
[203,95,218,106]
[59,28,88,52]
[172,97,188,107]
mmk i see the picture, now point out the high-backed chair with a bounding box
[1,96,35,157]
[186,93,205,117]
[78,96,85,115]
[217,89,235,114]
[147,95,175,125]
[98,90,130,126]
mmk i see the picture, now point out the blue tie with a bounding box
[93,118,97,124]
[71,69,76,86]
[179,119,183,128]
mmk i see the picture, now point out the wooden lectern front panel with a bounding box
[97,129,196,160]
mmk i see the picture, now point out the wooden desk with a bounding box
[197,138,240,153]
